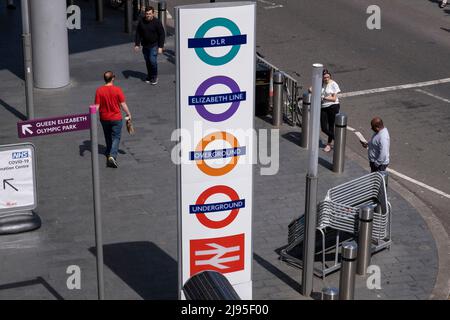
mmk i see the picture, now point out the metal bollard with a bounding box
[300,93,311,148]
[322,287,339,300]
[339,241,357,300]
[96,0,104,22]
[380,170,389,188]
[272,71,283,127]
[7,0,16,9]
[124,0,133,33]
[158,1,167,36]
[332,113,347,173]
[357,206,374,276]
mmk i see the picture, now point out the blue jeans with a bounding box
[100,120,123,159]
[142,46,158,79]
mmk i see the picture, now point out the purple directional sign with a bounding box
[17,113,91,139]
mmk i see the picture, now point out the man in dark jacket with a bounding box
[134,6,165,85]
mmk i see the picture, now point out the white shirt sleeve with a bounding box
[331,81,341,94]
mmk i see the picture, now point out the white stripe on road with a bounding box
[347,129,450,200]
[386,169,450,200]
[340,78,450,98]
[415,89,450,104]
[257,0,284,9]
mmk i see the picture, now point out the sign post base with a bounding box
[0,211,41,235]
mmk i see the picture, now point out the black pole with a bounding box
[96,0,104,22]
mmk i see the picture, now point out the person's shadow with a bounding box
[122,70,148,82]
[79,140,126,157]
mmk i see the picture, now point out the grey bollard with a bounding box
[322,287,339,300]
[339,241,357,300]
[7,0,16,9]
[380,170,389,188]
[300,93,311,148]
[272,71,284,127]
[357,206,374,276]
[96,0,104,22]
[125,0,133,33]
[158,1,167,36]
[332,113,347,173]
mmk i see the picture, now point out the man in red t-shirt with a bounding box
[94,71,132,168]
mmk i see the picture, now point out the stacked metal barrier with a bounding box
[280,172,392,277]
[320,172,390,241]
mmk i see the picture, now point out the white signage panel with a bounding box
[176,2,256,299]
[0,143,37,215]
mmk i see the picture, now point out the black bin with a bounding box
[183,271,241,300]
[255,62,271,117]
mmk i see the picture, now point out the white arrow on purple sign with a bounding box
[17,114,91,139]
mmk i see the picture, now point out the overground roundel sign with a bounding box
[191,131,246,176]
[189,76,246,123]
[188,18,247,66]
[190,185,245,229]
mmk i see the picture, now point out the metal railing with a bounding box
[256,54,303,127]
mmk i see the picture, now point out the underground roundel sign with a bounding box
[190,131,246,177]
[189,185,245,229]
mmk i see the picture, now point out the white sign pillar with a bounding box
[176,2,256,300]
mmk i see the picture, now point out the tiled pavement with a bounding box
[0,3,444,300]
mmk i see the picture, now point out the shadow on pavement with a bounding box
[90,241,177,299]
[282,131,302,146]
[318,157,333,171]
[122,69,147,81]
[0,98,27,120]
[0,277,64,300]
[0,0,135,80]
[253,253,302,293]
[79,140,126,157]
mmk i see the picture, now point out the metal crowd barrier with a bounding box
[256,55,302,126]
[280,172,392,278]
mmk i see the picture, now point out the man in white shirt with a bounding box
[361,117,390,172]
[440,0,447,8]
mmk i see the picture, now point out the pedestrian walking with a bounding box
[320,69,341,152]
[360,117,390,173]
[94,71,132,168]
[439,0,447,8]
[134,6,165,85]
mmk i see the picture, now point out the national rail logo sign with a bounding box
[190,234,245,275]
[189,76,246,123]
[190,185,245,229]
[188,18,247,66]
[190,131,246,176]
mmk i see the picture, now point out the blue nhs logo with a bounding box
[12,151,29,159]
